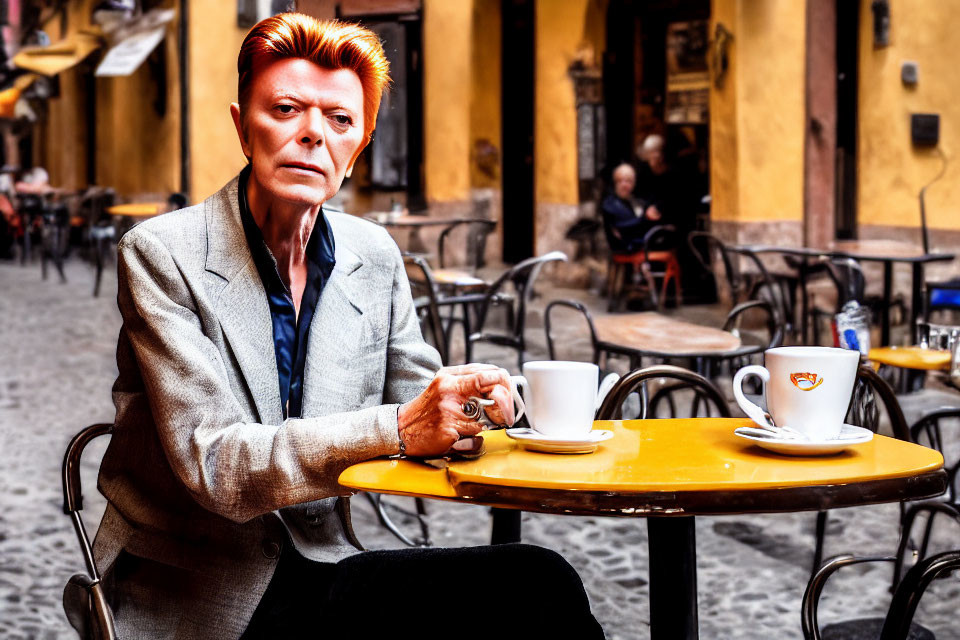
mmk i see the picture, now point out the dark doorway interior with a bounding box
[500,0,535,263]
[340,10,425,210]
[835,0,859,240]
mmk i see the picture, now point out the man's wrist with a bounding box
[396,405,406,456]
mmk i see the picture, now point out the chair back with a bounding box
[475,251,567,342]
[722,300,784,350]
[62,423,117,640]
[925,278,960,321]
[687,231,751,306]
[544,299,600,364]
[910,408,960,502]
[847,364,910,439]
[403,254,449,365]
[596,365,731,420]
[437,217,497,270]
[821,257,867,310]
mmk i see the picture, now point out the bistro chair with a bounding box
[61,423,117,640]
[802,547,960,640]
[595,364,732,422]
[924,279,960,322]
[811,364,912,578]
[687,231,791,332]
[604,223,682,312]
[909,408,960,505]
[543,298,780,385]
[467,251,567,369]
[804,499,960,640]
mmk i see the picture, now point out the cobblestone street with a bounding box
[1,257,958,639]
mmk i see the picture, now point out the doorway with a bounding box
[500,0,535,263]
[835,0,859,240]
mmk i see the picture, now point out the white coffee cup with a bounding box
[510,361,615,438]
[732,346,860,440]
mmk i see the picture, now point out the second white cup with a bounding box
[732,346,860,440]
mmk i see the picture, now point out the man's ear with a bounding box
[345,138,371,179]
[230,103,252,160]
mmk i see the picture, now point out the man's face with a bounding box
[613,168,635,199]
[231,58,366,206]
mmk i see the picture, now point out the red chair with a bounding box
[606,224,682,312]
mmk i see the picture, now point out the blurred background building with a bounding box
[2,0,957,285]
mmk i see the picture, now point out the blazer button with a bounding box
[261,539,281,559]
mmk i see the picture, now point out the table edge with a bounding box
[451,469,947,517]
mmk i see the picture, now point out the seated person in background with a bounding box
[600,162,661,253]
[78,14,603,640]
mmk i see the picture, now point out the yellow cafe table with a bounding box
[868,345,952,371]
[340,417,946,640]
[107,202,165,218]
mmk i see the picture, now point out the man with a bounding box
[600,163,662,253]
[79,14,602,639]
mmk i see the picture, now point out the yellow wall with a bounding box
[40,0,181,197]
[709,0,805,224]
[188,0,249,201]
[708,0,738,224]
[96,16,181,197]
[534,0,587,207]
[469,0,501,189]
[857,0,960,230]
[423,0,472,203]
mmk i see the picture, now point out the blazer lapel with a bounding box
[203,176,283,426]
[301,236,366,416]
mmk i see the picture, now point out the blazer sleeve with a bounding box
[116,227,433,524]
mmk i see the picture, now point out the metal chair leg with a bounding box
[365,492,432,547]
[812,510,827,577]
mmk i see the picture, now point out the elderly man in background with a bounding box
[600,162,662,253]
[77,13,603,639]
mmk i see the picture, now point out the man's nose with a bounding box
[299,108,324,146]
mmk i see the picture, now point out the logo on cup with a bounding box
[790,372,823,391]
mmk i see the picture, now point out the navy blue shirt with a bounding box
[237,166,336,419]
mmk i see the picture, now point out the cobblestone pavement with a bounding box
[2,257,959,639]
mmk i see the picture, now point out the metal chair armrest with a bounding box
[802,555,896,640]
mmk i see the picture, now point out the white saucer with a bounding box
[734,423,873,456]
[505,428,614,454]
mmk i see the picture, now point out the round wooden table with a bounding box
[340,418,946,639]
[869,346,952,371]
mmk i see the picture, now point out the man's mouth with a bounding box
[283,162,325,175]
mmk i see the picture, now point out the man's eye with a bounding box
[332,114,352,126]
[275,104,295,114]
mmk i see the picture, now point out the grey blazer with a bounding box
[90,176,440,638]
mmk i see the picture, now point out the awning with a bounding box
[13,33,102,76]
[95,8,175,77]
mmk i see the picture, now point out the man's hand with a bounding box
[645,204,662,221]
[397,364,516,457]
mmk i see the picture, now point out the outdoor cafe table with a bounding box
[364,212,491,255]
[588,311,763,370]
[106,202,165,218]
[868,346,951,371]
[734,240,955,346]
[339,418,946,640]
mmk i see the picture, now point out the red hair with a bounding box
[238,14,390,144]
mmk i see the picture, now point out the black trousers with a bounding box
[241,542,605,639]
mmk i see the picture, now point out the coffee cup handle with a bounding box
[510,375,528,427]
[732,365,771,426]
[596,372,620,411]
